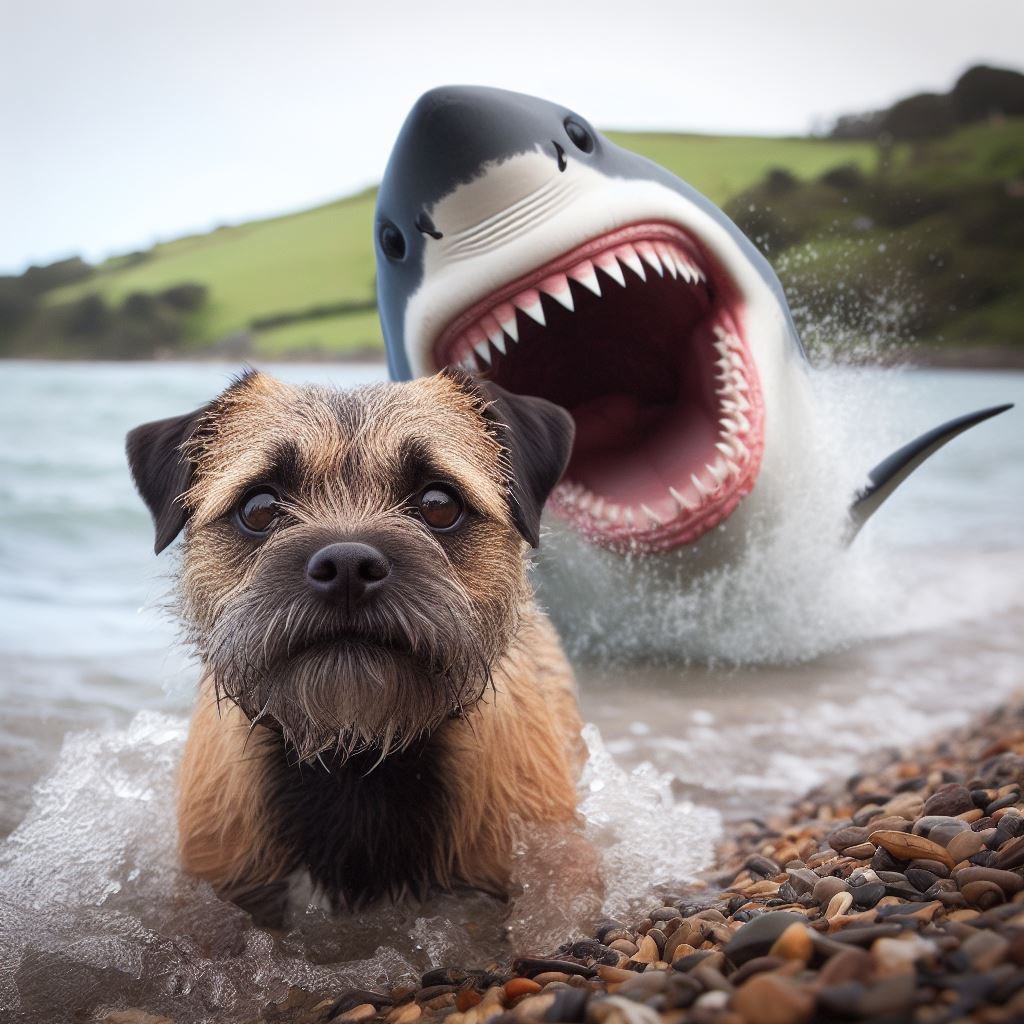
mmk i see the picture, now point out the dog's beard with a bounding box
[191,556,509,764]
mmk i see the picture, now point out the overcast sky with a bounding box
[3,0,1022,272]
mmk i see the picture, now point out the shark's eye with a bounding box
[564,118,594,154]
[379,221,406,261]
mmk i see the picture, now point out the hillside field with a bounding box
[40,133,882,357]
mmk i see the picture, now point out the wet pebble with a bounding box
[851,881,886,909]
[923,784,975,817]
[723,912,806,967]
[811,876,849,905]
[312,699,1024,1024]
[731,972,813,1024]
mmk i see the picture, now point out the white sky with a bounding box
[3,0,1022,272]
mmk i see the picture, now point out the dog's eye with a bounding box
[416,484,464,532]
[236,488,280,536]
[564,118,594,153]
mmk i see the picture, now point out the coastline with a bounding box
[213,695,1024,1024]
[4,345,1024,371]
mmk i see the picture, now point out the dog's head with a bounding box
[126,369,573,762]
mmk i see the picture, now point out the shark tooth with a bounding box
[674,252,695,283]
[640,503,663,525]
[615,244,646,281]
[514,289,546,325]
[539,273,574,311]
[655,243,678,278]
[691,473,714,498]
[473,339,492,365]
[481,313,506,354]
[706,461,727,485]
[492,302,519,342]
[594,251,626,287]
[635,240,664,276]
[669,485,699,512]
[567,259,601,296]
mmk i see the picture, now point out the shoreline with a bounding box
[222,696,1024,1024]
[6,345,1024,372]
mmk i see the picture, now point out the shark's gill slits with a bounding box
[432,222,765,553]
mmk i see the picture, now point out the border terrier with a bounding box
[126,368,583,920]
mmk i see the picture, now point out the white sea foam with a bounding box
[0,715,716,1023]
[539,364,1023,665]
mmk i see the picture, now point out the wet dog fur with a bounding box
[126,369,583,919]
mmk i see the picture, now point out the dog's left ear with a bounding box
[126,405,211,554]
[474,379,575,548]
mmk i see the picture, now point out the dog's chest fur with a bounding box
[263,734,453,908]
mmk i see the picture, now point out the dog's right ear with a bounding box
[126,405,211,554]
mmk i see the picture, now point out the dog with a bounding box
[126,368,584,922]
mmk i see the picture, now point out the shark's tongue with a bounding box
[566,317,721,511]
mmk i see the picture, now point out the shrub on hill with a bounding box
[830,64,1024,141]
[952,65,1024,122]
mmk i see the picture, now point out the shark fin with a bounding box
[847,403,1013,540]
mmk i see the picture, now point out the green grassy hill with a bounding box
[724,119,1024,359]
[35,133,880,358]
[6,121,1022,361]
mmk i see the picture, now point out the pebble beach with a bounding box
[181,695,1024,1024]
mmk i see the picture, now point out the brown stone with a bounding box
[868,830,955,868]
[731,973,814,1024]
[961,930,1010,970]
[961,880,1006,910]
[812,877,850,905]
[827,826,869,853]
[825,892,854,919]
[389,1003,423,1024]
[531,972,570,986]
[954,866,1024,895]
[596,965,635,984]
[336,1005,377,1024]
[945,829,986,862]
[844,842,877,859]
[923,784,975,817]
[817,946,873,986]
[769,922,814,964]
[504,979,542,1000]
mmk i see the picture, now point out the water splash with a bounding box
[0,715,716,1023]
[538,363,1020,666]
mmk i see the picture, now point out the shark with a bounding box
[374,85,1011,582]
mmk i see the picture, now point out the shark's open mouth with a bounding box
[432,222,765,552]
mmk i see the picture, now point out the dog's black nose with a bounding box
[306,542,391,604]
